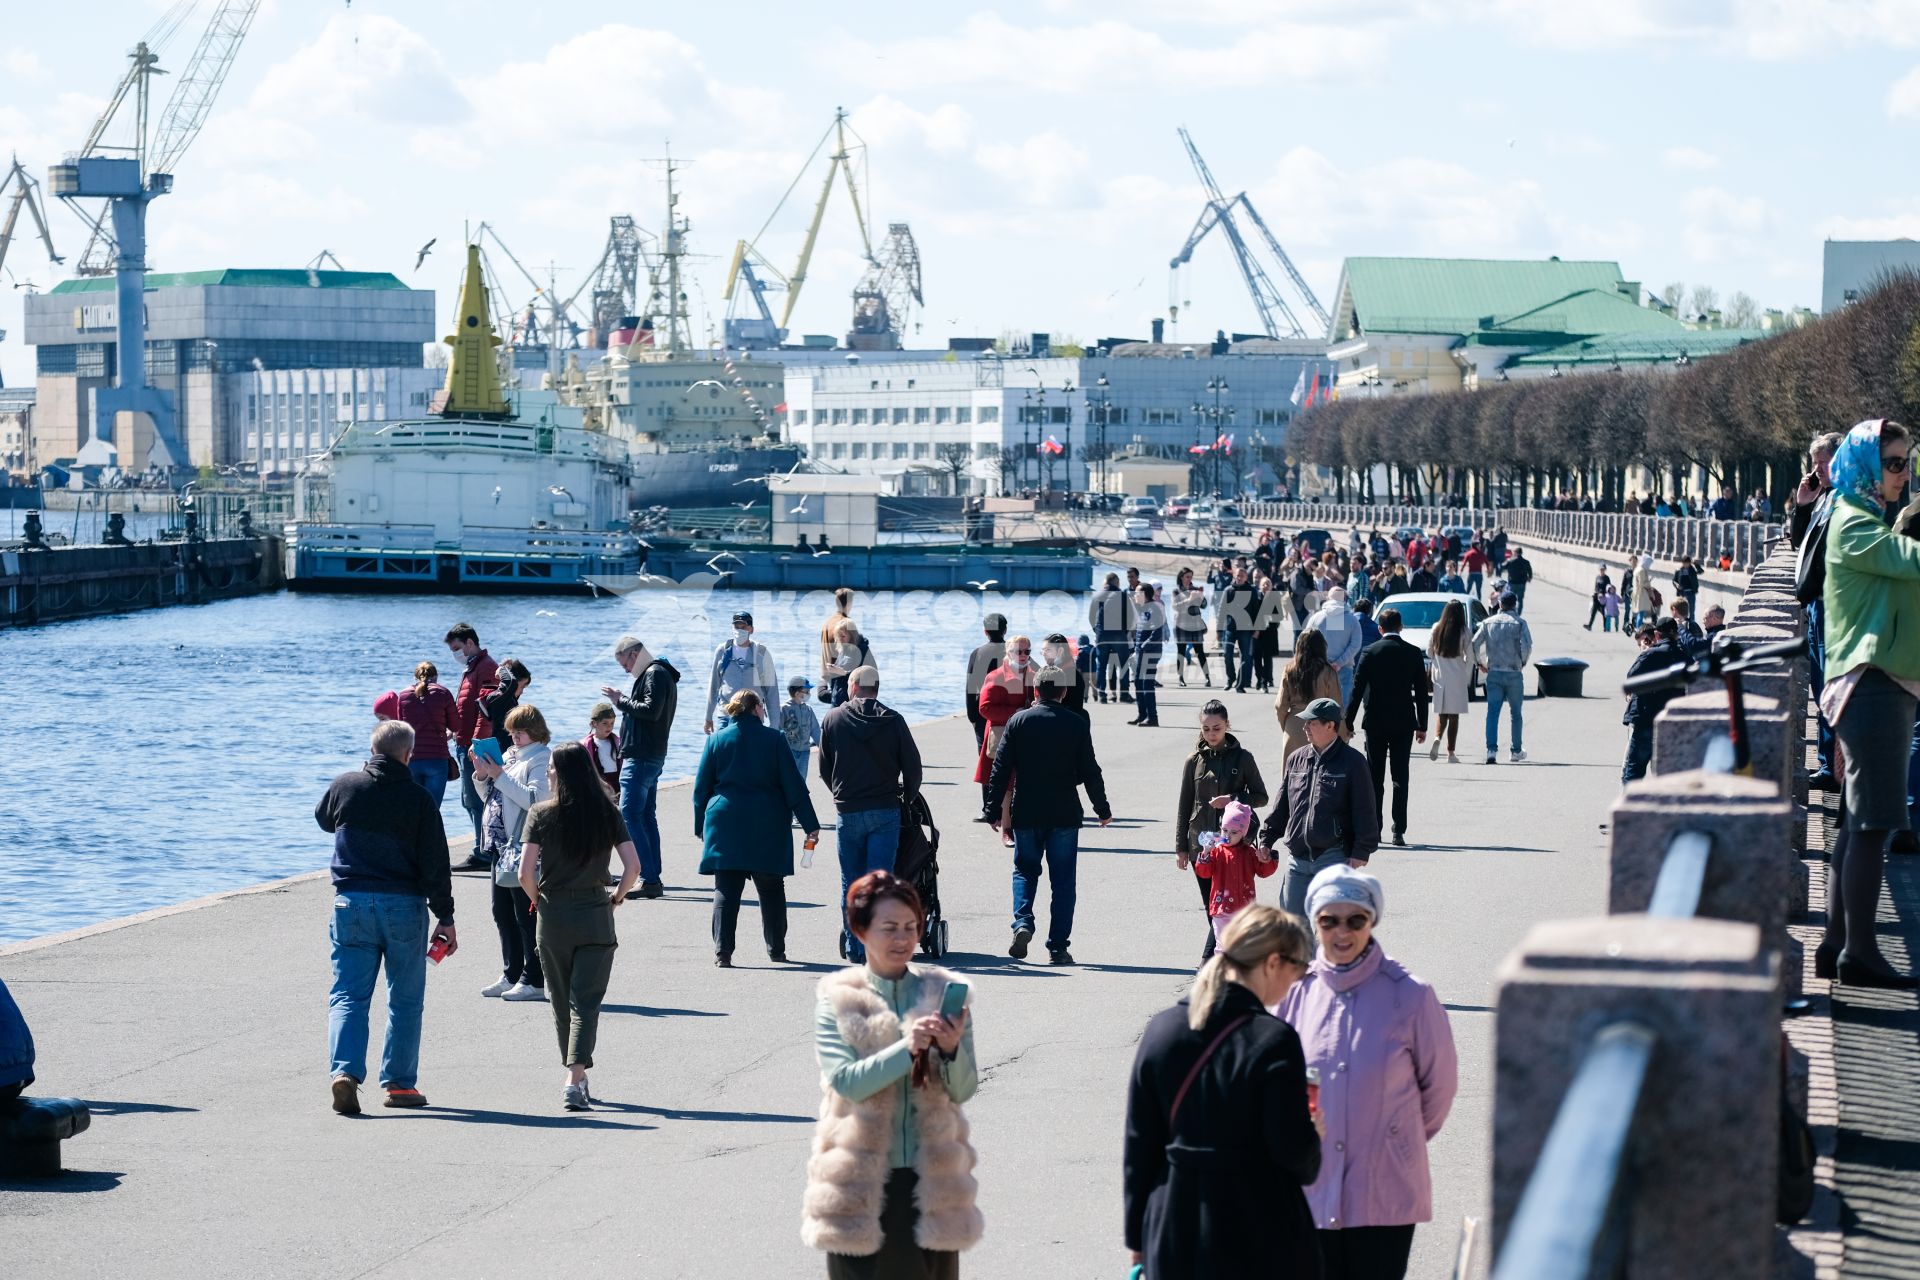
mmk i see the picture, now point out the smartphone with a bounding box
[939,980,969,1021]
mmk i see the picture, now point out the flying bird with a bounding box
[811,546,832,557]
[491,485,502,505]
[705,552,742,575]
[964,579,999,591]
[790,495,810,515]
[735,500,756,510]
[414,238,437,271]
[683,379,725,397]
[533,609,557,617]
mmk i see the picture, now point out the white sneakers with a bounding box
[1447,752,1460,764]
[1428,738,1442,761]
[502,983,548,1002]
[1510,750,1529,763]
[480,976,512,997]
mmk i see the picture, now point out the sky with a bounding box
[4,0,1920,386]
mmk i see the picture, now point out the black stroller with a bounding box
[897,793,948,958]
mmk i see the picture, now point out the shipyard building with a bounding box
[23,269,434,471]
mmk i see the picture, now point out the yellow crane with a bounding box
[724,108,875,338]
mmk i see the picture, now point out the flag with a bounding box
[1188,443,1210,455]
[1039,435,1065,455]
[1289,367,1306,407]
[1222,433,1235,454]
[773,402,788,413]
[1213,433,1231,453]
[1305,369,1321,408]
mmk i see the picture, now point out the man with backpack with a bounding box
[1792,431,1844,791]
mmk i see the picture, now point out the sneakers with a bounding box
[636,880,665,899]
[1447,752,1460,764]
[383,1087,428,1108]
[1510,750,1528,763]
[1009,926,1033,960]
[451,853,492,873]
[1428,738,1442,761]
[330,1074,360,1115]
[1048,948,1075,966]
[480,975,513,998]
[563,1080,591,1112]
[1484,754,1497,765]
[502,983,548,1002]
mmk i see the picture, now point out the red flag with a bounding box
[774,402,788,412]
[1306,369,1321,407]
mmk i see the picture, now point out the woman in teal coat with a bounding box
[695,689,822,967]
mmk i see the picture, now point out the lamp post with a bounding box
[1093,373,1111,497]
[1191,375,1232,498]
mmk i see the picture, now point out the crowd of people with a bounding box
[313,524,1515,1276]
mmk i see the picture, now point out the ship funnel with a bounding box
[440,243,511,419]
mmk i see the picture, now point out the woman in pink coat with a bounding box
[1277,865,1458,1280]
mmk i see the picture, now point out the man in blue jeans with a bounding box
[1473,591,1533,763]
[819,666,923,962]
[603,635,680,898]
[986,667,1112,965]
[314,720,457,1115]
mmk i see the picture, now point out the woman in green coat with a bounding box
[695,690,822,967]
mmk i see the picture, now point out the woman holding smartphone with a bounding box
[804,871,982,1278]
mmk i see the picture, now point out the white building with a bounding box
[781,341,1321,497]
[235,366,445,475]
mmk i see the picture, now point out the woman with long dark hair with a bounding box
[1174,700,1269,964]
[1275,629,1346,762]
[517,741,642,1110]
[1426,601,1471,763]
[1172,566,1212,687]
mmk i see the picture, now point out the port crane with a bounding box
[1167,126,1329,341]
[723,107,924,350]
[0,159,62,285]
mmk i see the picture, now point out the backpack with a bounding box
[1795,495,1833,605]
[779,703,812,753]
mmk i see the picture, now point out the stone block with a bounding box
[1651,693,1795,846]
[1608,770,1796,993]
[1492,916,1781,1280]
[1733,606,1803,636]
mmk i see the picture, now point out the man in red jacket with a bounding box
[445,622,499,872]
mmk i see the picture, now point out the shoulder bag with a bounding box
[1169,1013,1254,1128]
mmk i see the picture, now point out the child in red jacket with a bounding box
[1193,801,1276,945]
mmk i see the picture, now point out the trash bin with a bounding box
[1535,657,1589,698]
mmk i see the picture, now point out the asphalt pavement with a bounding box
[0,579,1637,1279]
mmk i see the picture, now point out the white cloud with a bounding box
[833,12,1385,95]
[1817,206,1920,239]
[1662,146,1721,171]
[1468,0,1920,57]
[973,131,1092,207]
[1889,66,1920,118]
[1,50,49,81]
[1680,186,1776,262]
[247,14,464,125]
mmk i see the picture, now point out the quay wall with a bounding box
[0,536,285,628]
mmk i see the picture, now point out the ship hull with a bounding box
[629,445,803,509]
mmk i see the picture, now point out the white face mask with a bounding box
[733,628,751,644]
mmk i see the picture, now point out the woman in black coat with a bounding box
[1124,906,1321,1280]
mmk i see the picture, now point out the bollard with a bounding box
[1607,768,1799,995]
[1492,916,1780,1280]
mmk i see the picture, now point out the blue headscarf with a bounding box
[1829,419,1890,510]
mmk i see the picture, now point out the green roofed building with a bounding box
[1321,255,1746,393]
[24,268,434,470]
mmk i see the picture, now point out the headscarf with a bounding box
[1305,863,1385,925]
[1829,418,1890,508]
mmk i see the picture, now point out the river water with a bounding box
[0,580,1111,944]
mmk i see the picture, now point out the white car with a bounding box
[1377,591,1490,699]
[1123,516,1153,542]
[1122,496,1159,519]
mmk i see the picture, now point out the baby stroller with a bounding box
[896,793,948,958]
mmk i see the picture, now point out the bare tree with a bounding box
[1689,284,1720,319]
[1724,291,1760,329]
[1660,281,1685,311]
[996,444,1025,494]
[935,442,974,495]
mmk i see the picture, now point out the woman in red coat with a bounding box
[975,636,1036,845]
[395,661,458,807]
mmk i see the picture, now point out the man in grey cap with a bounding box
[1259,696,1380,917]
[705,609,781,735]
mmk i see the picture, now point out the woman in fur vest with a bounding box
[804,871,983,1277]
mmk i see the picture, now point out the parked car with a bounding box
[1435,524,1478,557]
[1393,525,1425,546]
[1123,515,1154,542]
[1165,494,1193,520]
[1188,501,1217,536]
[1382,591,1489,700]
[1217,503,1247,536]
[1122,496,1159,519]
[1294,527,1335,556]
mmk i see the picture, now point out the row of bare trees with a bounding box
[1287,274,1920,507]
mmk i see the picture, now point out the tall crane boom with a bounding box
[150,1,262,175]
[0,159,62,284]
[1168,126,1329,340]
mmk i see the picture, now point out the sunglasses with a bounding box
[1315,912,1372,933]
[1883,454,1911,475]
[1013,648,1032,655]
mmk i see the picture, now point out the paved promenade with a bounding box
[1,581,1637,1278]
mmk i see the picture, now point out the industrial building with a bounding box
[780,339,1322,497]
[1822,239,1920,313]
[23,268,434,471]
[0,387,31,476]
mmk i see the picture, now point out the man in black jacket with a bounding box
[964,613,1007,820]
[987,667,1113,965]
[1622,621,1687,783]
[602,635,679,898]
[1347,607,1431,847]
[1259,698,1380,916]
[315,720,456,1115]
[1504,546,1533,613]
[1218,567,1262,692]
[820,666,924,962]
[1088,574,1135,703]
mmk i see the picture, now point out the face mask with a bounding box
[733,628,751,644]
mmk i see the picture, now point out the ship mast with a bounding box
[651,147,693,358]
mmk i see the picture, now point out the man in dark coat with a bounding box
[602,635,680,899]
[1088,573,1136,703]
[1260,698,1381,916]
[315,720,456,1114]
[819,666,923,963]
[1503,546,1533,613]
[1346,607,1431,847]
[986,668,1112,965]
[1218,567,1262,693]
[964,612,1008,820]
[1622,620,1688,783]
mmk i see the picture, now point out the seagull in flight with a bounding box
[683,379,726,397]
[414,238,436,271]
[964,579,999,591]
[811,546,832,557]
[790,495,810,515]
[533,609,557,617]
[705,551,742,575]
[735,500,757,510]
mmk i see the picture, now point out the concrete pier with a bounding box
[1,536,283,628]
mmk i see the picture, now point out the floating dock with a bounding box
[2,536,284,627]
[639,540,1095,592]
[286,523,643,593]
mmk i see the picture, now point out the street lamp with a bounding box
[1191,374,1232,498]
[1092,373,1111,498]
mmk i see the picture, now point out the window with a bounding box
[975,442,995,459]
[913,407,931,424]
[979,406,999,424]
[1143,408,1181,425]
[892,407,909,425]
[892,442,909,459]
[852,408,869,425]
[830,442,846,459]
[1389,349,1404,368]
[1049,406,1070,424]
[956,406,972,424]
[935,407,952,424]
[1255,408,1289,426]
[831,408,849,425]
[912,442,929,459]
[791,409,808,426]
[851,443,867,459]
